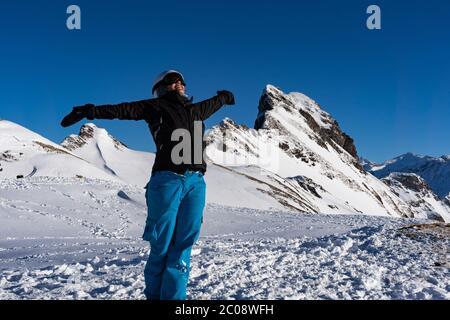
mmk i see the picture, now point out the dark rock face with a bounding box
[0,151,19,162]
[288,175,324,199]
[255,89,277,130]
[298,108,358,159]
[33,141,72,155]
[384,173,432,194]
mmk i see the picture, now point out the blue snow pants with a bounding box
[142,170,206,300]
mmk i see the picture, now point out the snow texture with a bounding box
[0,177,449,300]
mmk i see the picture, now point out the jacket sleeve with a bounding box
[191,95,227,120]
[92,99,156,121]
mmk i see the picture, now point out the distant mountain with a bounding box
[61,123,154,187]
[365,152,450,199]
[0,120,121,182]
[359,157,377,170]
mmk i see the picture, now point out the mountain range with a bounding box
[362,152,450,199]
[1,85,448,222]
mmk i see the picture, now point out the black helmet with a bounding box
[152,70,186,97]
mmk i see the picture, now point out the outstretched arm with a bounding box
[60,99,156,127]
[92,99,155,120]
[192,90,235,120]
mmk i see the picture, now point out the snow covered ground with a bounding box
[0,177,449,300]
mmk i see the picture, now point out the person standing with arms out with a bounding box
[60,70,235,300]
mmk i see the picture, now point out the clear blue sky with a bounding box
[1,0,449,162]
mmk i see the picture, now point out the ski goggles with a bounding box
[163,73,186,86]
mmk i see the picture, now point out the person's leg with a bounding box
[160,172,206,300]
[143,171,183,300]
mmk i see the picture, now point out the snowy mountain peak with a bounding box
[218,117,250,132]
[256,85,331,130]
[204,85,446,219]
[59,123,154,186]
[0,119,74,160]
[219,117,237,128]
[61,123,127,151]
[0,120,52,143]
[254,85,359,161]
[0,120,122,182]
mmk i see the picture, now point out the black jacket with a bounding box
[91,90,228,175]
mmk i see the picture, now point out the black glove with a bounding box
[60,104,95,128]
[217,90,235,105]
